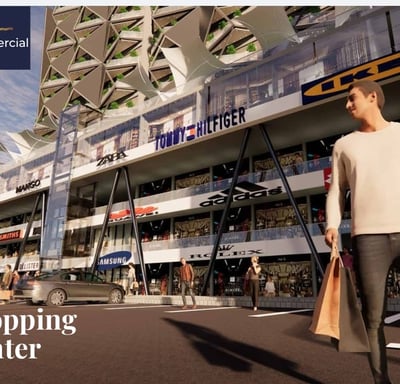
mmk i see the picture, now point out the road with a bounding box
[0,301,399,384]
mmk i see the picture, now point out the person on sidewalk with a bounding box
[126,263,136,296]
[246,256,261,311]
[325,79,400,384]
[0,264,13,304]
[179,258,196,309]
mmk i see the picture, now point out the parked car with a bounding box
[16,270,125,306]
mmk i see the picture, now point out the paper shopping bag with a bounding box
[0,290,11,300]
[309,254,340,339]
[332,265,370,352]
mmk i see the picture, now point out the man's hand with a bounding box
[325,227,339,247]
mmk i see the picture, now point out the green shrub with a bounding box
[109,101,119,109]
[226,44,236,54]
[218,20,227,29]
[247,43,256,52]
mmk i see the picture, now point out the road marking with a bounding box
[386,343,400,349]
[384,313,400,324]
[165,306,239,313]
[249,308,313,318]
[105,305,172,311]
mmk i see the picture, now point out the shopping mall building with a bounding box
[0,6,399,298]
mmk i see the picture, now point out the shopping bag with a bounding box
[0,290,11,300]
[332,263,370,352]
[309,245,370,353]
[309,249,340,339]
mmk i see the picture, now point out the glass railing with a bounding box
[135,156,331,206]
[140,219,352,251]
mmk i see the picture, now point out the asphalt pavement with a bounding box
[0,302,398,384]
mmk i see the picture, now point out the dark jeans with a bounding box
[248,279,259,308]
[352,234,400,384]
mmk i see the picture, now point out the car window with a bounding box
[83,272,104,283]
[61,272,81,281]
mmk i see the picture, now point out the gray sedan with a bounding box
[28,270,125,306]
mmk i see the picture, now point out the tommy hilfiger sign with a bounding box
[155,107,246,151]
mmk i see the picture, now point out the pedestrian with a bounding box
[160,275,168,295]
[325,79,400,384]
[264,275,276,297]
[246,256,261,311]
[1,264,12,290]
[126,263,136,296]
[179,257,196,309]
[0,264,13,304]
[11,270,20,299]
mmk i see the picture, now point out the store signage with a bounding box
[189,244,263,260]
[15,179,41,193]
[19,260,40,271]
[97,251,131,270]
[301,52,400,105]
[109,206,159,222]
[96,151,127,166]
[155,107,246,151]
[199,181,282,207]
[0,7,30,70]
[0,230,21,242]
[32,227,41,236]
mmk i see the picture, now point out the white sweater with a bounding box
[326,122,400,236]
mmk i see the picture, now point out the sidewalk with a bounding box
[124,294,400,311]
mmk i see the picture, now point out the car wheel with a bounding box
[46,289,66,306]
[108,288,123,304]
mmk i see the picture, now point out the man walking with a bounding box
[325,80,399,384]
[179,257,196,309]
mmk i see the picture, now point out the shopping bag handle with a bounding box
[331,241,344,267]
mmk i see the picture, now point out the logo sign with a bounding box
[96,151,127,167]
[15,179,41,194]
[0,7,30,69]
[189,244,263,260]
[0,230,21,242]
[97,251,131,271]
[302,52,400,105]
[199,181,282,207]
[155,107,246,151]
[109,206,159,222]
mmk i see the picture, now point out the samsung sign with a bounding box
[97,251,131,270]
[302,52,400,105]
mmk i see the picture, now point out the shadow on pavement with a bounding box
[163,317,323,384]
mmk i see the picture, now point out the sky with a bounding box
[0,6,46,160]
